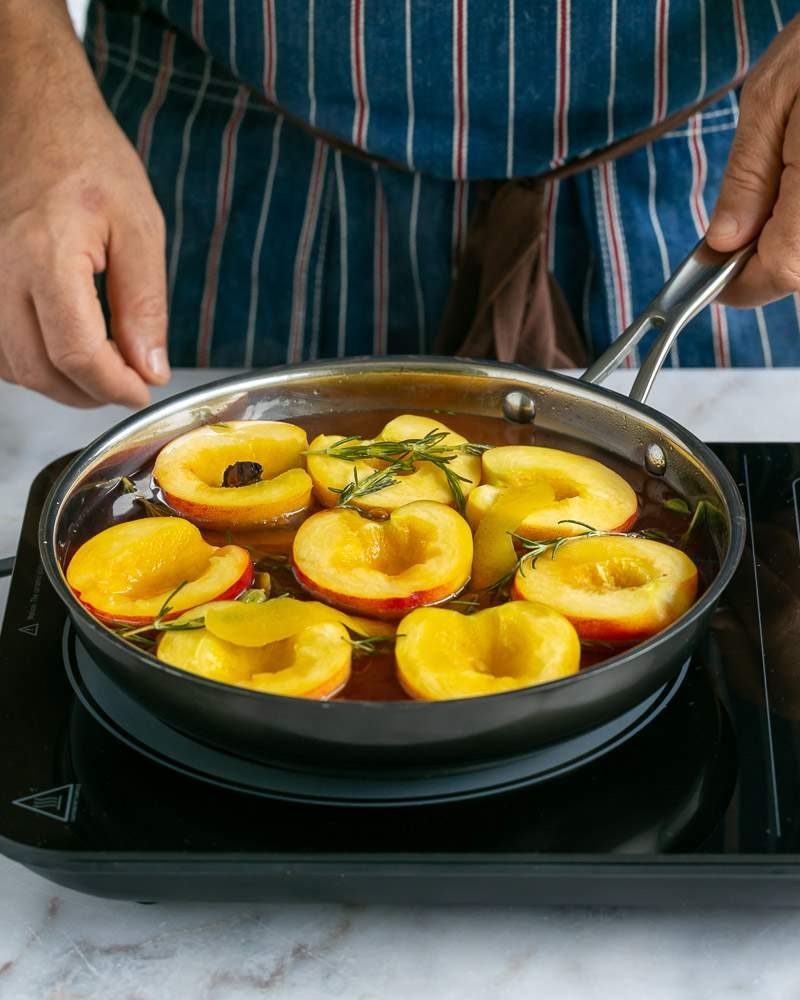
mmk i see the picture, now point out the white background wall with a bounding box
[67,0,88,35]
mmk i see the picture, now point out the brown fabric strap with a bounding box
[436,78,743,370]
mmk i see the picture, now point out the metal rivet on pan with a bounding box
[502,391,536,423]
[645,443,667,476]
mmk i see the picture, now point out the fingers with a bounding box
[0,294,100,407]
[31,250,152,408]
[106,204,171,387]
[706,77,786,253]
[718,95,800,307]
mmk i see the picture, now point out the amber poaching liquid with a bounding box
[105,408,719,702]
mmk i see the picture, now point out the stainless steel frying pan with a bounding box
[38,239,752,766]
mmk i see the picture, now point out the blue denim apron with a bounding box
[85,0,800,368]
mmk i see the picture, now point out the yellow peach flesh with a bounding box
[66,517,253,622]
[157,621,351,698]
[153,420,313,527]
[470,482,556,590]
[471,446,638,538]
[513,534,698,641]
[203,596,393,646]
[395,601,580,700]
[292,500,473,618]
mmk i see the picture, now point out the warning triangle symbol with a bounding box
[12,784,79,823]
[18,623,39,637]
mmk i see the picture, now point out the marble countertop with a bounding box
[1,367,799,1000]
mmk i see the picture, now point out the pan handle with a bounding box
[580,238,756,404]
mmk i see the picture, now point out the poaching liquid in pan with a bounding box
[77,408,720,702]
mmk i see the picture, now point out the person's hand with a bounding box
[707,15,800,307]
[0,1,170,407]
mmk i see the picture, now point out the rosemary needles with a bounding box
[484,520,634,594]
[113,581,206,647]
[311,428,488,513]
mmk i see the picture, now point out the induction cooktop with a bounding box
[2,447,800,906]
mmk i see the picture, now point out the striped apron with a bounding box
[85,0,800,368]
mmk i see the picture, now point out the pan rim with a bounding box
[39,356,746,710]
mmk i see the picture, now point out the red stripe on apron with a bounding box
[197,88,249,366]
[653,0,669,123]
[687,117,729,366]
[136,33,176,167]
[351,0,369,147]
[263,0,277,100]
[452,0,468,180]
[373,170,389,355]
[599,162,634,367]
[192,0,204,47]
[288,142,329,363]
[552,0,570,166]
[732,0,749,77]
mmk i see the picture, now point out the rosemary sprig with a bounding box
[346,634,402,655]
[237,588,269,604]
[118,476,173,518]
[117,615,205,642]
[330,464,405,508]
[136,496,175,518]
[639,527,672,543]
[312,428,488,513]
[114,581,206,643]
[679,498,725,549]
[156,581,189,620]
[448,598,481,610]
[310,428,488,465]
[659,495,724,548]
[483,520,632,594]
[434,461,473,514]
[663,497,692,515]
[120,631,157,649]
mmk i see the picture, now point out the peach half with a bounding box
[306,414,481,512]
[466,446,638,539]
[66,516,253,625]
[157,621,351,698]
[395,601,580,700]
[292,500,473,619]
[153,420,312,529]
[471,482,556,590]
[512,535,698,642]
[202,595,393,645]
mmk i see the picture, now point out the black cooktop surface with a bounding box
[3,447,800,906]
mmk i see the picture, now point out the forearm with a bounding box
[0,0,112,208]
[0,0,80,46]
[0,0,97,109]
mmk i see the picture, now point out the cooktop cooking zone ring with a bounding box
[64,623,691,807]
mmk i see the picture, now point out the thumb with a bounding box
[105,204,171,386]
[706,84,784,252]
